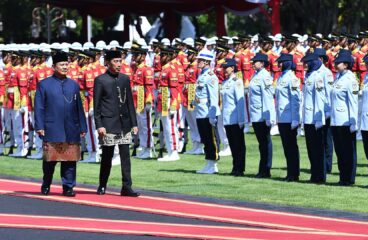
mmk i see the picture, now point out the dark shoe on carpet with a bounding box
[97,186,106,195]
[121,188,140,197]
[41,186,50,195]
[63,188,76,197]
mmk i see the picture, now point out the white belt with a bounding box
[197,98,208,104]
[7,87,14,93]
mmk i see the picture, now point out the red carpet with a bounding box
[0,214,366,240]
[1,178,368,239]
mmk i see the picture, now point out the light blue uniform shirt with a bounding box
[275,70,301,123]
[360,75,368,131]
[195,68,220,119]
[220,74,246,126]
[302,67,326,125]
[330,70,359,128]
[248,68,276,123]
[320,64,334,117]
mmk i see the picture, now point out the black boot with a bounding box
[7,146,14,155]
[25,148,32,158]
[158,148,163,159]
[132,145,138,157]
[180,143,187,154]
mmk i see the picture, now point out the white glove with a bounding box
[19,106,27,113]
[359,90,363,96]
[88,108,94,117]
[291,120,299,130]
[169,109,176,116]
[209,118,217,126]
[239,123,245,129]
[315,121,323,130]
[350,125,357,133]
[145,103,152,112]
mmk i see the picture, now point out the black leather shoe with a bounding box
[41,186,50,195]
[284,176,299,182]
[97,186,106,195]
[255,172,271,178]
[63,188,76,197]
[121,188,140,197]
[234,172,245,177]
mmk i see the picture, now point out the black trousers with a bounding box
[196,118,220,161]
[323,118,334,172]
[42,161,76,190]
[331,126,357,184]
[362,130,368,160]
[224,124,246,173]
[252,122,272,175]
[99,144,132,189]
[278,123,300,178]
[304,124,326,182]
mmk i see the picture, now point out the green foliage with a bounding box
[2,131,368,213]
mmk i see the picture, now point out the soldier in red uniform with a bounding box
[3,51,15,154]
[0,67,5,155]
[9,51,30,157]
[260,36,281,82]
[283,36,305,87]
[157,47,180,161]
[182,46,203,155]
[348,35,367,88]
[130,44,156,159]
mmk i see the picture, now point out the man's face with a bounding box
[275,41,281,47]
[107,58,122,73]
[197,59,206,69]
[54,61,69,76]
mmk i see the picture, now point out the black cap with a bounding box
[104,50,122,61]
[52,51,69,64]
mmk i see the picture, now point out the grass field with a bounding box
[1,129,368,213]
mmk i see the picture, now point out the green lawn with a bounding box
[1,130,368,213]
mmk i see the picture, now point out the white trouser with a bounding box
[184,108,201,143]
[4,108,14,145]
[177,104,185,139]
[86,113,99,153]
[217,114,228,145]
[12,109,29,150]
[161,112,179,152]
[137,108,154,148]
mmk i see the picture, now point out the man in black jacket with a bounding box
[94,50,139,197]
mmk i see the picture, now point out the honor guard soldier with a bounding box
[130,44,156,159]
[9,51,30,157]
[301,53,327,183]
[214,44,231,156]
[331,49,359,186]
[360,54,368,160]
[0,67,5,155]
[220,58,246,176]
[183,46,203,155]
[261,36,281,82]
[195,49,221,174]
[275,53,301,182]
[156,47,180,161]
[249,53,275,178]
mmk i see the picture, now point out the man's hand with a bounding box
[98,127,106,137]
[37,130,45,136]
[80,132,86,138]
[132,127,138,135]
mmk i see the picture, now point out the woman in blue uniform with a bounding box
[220,58,246,176]
[275,53,301,182]
[301,53,327,183]
[248,53,275,178]
[330,49,359,186]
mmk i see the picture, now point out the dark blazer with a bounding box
[94,71,137,134]
[34,75,87,143]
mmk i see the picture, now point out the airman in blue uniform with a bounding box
[275,53,301,182]
[249,53,275,178]
[360,54,368,160]
[314,48,335,173]
[331,49,359,186]
[195,49,221,174]
[220,58,246,176]
[301,53,327,183]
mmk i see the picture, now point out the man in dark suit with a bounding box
[35,52,87,197]
[94,50,139,197]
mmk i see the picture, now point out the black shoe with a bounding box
[233,171,245,177]
[338,181,352,186]
[97,186,106,195]
[41,186,50,195]
[121,188,140,197]
[255,172,271,178]
[7,146,14,155]
[284,176,299,182]
[63,188,76,197]
[25,148,32,158]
